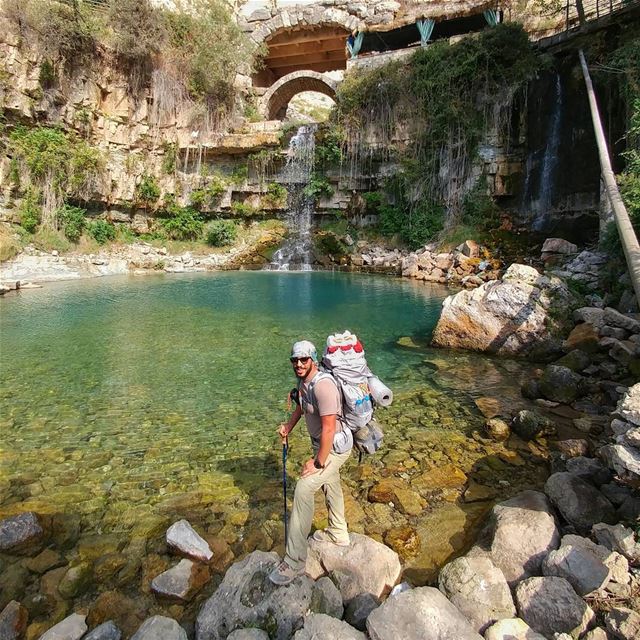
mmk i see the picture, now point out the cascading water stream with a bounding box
[266,124,317,271]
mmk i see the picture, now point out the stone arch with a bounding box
[250,8,362,46]
[260,71,337,121]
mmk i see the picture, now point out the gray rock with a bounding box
[538,365,583,404]
[196,551,313,640]
[565,456,610,486]
[293,614,365,640]
[604,307,640,333]
[305,533,401,602]
[227,631,270,640]
[561,534,629,585]
[542,238,577,255]
[605,607,640,640]
[617,494,640,521]
[599,482,633,506]
[166,520,213,562]
[573,307,605,328]
[556,349,591,372]
[83,621,122,640]
[601,325,628,340]
[514,577,595,637]
[39,613,88,640]
[310,576,343,619]
[468,491,560,586]
[511,410,554,441]
[582,629,609,640]
[438,556,515,633]
[592,522,640,563]
[151,558,210,602]
[599,444,640,479]
[544,472,616,534]
[343,593,379,632]
[366,587,482,640]
[0,513,44,554]
[616,382,640,426]
[541,544,610,595]
[0,600,28,640]
[623,427,640,447]
[610,419,632,437]
[131,616,187,640]
[483,618,546,639]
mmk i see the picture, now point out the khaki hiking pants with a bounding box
[284,449,351,570]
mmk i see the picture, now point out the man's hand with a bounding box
[277,423,290,443]
[301,458,318,478]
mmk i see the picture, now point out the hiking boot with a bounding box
[312,529,350,546]
[268,560,305,586]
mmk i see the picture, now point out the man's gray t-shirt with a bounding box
[300,374,343,448]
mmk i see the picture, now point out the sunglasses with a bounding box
[290,356,311,364]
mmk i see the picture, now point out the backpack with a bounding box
[300,331,392,459]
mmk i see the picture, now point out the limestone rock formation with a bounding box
[483,617,546,640]
[438,556,515,633]
[366,587,483,640]
[431,264,572,357]
[468,491,560,586]
[305,533,401,601]
[292,613,365,640]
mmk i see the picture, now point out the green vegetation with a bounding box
[314,124,344,169]
[230,201,260,218]
[190,174,227,210]
[206,220,237,246]
[261,182,288,208]
[0,225,23,262]
[162,142,177,175]
[33,227,71,253]
[57,204,86,242]
[136,174,161,208]
[303,175,333,201]
[18,189,41,233]
[88,219,116,244]
[159,205,203,240]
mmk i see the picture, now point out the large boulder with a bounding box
[431,265,571,357]
[467,491,560,586]
[292,614,365,640]
[438,556,515,633]
[305,533,401,602]
[366,587,482,640]
[196,551,314,640]
[483,617,546,640]
[542,544,610,595]
[514,577,595,637]
[538,365,583,404]
[131,616,187,640]
[544,472,616,534]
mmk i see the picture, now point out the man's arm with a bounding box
[316,413,336,467]
[278,404,302,442]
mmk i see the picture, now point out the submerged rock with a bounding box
[366,587,482,640]
[151,558,210,602]
[0,512,44,554]
[468,491,560,586]
[305,533,401,602]
[83,621,122,640]
[39,613,87,640]
[438,556,515,633]
[0,601,28,640]
[166,519,213,562]
[196,551,313,640]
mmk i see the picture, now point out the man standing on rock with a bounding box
[269,340,353,585]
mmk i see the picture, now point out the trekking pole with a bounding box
[282,435,289,545]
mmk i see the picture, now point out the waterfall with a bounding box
[266,124,317,271]
[524,73,563,231]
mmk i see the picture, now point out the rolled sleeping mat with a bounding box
[368,376,393,407]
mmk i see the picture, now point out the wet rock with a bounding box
[58,562,92,599]
[538,365,583,404]
[555,439,589,458]
[367,478,424,515]
[39,613,87,640]
[306,533,401,602]
[542,544,610,595]
[412,464,467,491]
[343,593,379,632]
[511,410,554,441]
[514,576,595,637]
[0,513,44,554]
[599,444,640,480]
[0,600,28,639]
[227,631,269,640]
[83,621,122,640]
[166,520,213,563]
[196,551,313,640]
[468,491,560,586]
[475,397,502,419]
[87,591,146,637]
[24,549,64,575]
[310,576,343,619]
[383,526,420,559]
[484,418,510,441]
[605,607,640,640]
[366,587,482,640]
[483,617,546,640]
[438,556,515,633]
[592,522,640,563]
[544,472,616,534]
[293,613,365,640]
[151,559,210,602]
[556,349,591,372]
[565,456,610,486]
[131,616,187,640]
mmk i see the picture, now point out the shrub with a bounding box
[303,175,333,201]
[136,174,161,207]
[262,182,288,208]
[33,227,71,253]
[206,220,237,246]
[190,174,227,210]
[19,190,41,233]
[39,59,56,88]
[162,142,177,174]
[230,165,248,185]
[57,204,86,242]
[106,0,164,65]
[230,201,259,218]
[160,205,203,240]
[88,220,116,244]
[461,181,500,230]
